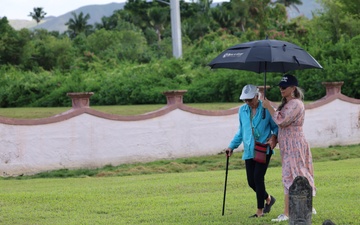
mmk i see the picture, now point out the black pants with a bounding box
[245,153,272,209]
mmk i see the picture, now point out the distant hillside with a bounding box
[9,0,321,33]
[9,19,38,30]
[287,0,322,18]
[9,2,125,33]
[211,0,322,19]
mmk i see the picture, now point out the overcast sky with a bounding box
[1,0,226,20]
[0,0,127,20]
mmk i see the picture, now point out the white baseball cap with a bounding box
[239,84,259,100]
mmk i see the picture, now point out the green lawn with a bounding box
[0,103,243,119]
[1,158,358,225]
[0,102,316,119]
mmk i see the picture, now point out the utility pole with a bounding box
[170,0,182,58]
[156,0,182,58]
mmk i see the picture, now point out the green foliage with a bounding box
[31,71,85,107]
[316,0,360,43]
[0,0,359,107]
[29,34,75,71]
[183,29,241,68]
[185,70,239,102]
[335,0,360,17]
[0,67,40,106]
[88,59,188,105]
[309,34,360,98]
[0,17,27,66]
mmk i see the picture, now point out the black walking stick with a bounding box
[222,151,230,216]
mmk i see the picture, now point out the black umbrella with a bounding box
[208,38,323,118]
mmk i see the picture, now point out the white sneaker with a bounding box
[271,214,289,222]
[312,208,317,215]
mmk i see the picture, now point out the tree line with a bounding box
[0,0,359,107]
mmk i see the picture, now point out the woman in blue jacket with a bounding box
[225,84,278,218]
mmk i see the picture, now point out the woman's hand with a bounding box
[225,147,233,157]
[262,97,271,109]
[267,135,278,150]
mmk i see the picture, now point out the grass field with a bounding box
[0,158,359,225]
[0,102,315,118]
[1,144,360,225]
[0,103,243,118]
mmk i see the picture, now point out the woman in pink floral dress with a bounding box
[262,74,316,222]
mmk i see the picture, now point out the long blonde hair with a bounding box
[277,86,304,111]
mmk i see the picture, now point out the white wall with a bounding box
[304,99,360,146]
[0,91,359,176]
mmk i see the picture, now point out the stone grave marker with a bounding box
[289,176,313,225]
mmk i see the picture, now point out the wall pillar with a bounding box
[322,82,343,97]
[163,90,187,105]
[67,92,94,109]
[257,85,271,98]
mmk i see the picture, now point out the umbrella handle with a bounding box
[262,108,266,119]
[263,64,267,120]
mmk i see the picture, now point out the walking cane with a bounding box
[222,151,230,216]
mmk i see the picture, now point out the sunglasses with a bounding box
[243,98,254,102]
[279,86,288,90]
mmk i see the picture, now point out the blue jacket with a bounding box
[228,101,278,160]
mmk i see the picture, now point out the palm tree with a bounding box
[28,7,47,24]
[95,16,112,30]
[274,0,303,14]
[147,7,168,42]
[211,7,235,29]
[197,0,213,15]
[65,12,93,38]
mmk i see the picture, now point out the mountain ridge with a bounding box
[7,0,321,32]
[9,2,125,32]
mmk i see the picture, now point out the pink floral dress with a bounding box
[273,99,316,196]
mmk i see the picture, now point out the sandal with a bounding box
[263,195,276,213]
[271,214,289,222]
[249,213,264,218]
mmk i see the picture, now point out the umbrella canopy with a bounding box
[208,39,323,118]
[208,39,322,73]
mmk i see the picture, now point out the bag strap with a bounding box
[250,112,257,145]
[250,109,269,150]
